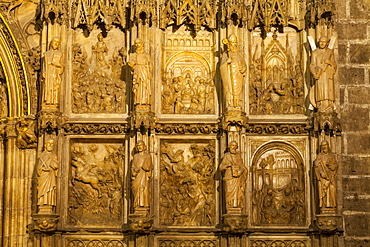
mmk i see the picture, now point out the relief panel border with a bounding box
[244,135,311,229]
[62,234,128,247]
[59,135,129,229]
[248,235,311,247]
[155,235,220,247]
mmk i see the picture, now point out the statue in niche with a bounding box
[91,33,110,76]
[42,37,64,106]
[37,139,58,214]
[159,141,216,226]
[252,148,306,226]
[128,39,152,107]
[16,118,37,149]
[310,36,337,112]
[220,34,247,109]
[314,140,338,213]
[131,141,152,213]
[69,143,124,225]
[220,141,247,212]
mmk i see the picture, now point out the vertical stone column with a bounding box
[2,121,36,246]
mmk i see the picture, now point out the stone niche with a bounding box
[64,137,125,228]
[158,138,218,228]
[248,138,310,228]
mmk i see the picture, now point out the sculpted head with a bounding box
[228,141,238,154]
[97,33,104,41]
[45,139,55,152]
[134,38,144,52]
[136,140,147,152]
[49,37,61,51]
[320,140,330,154]
[318,36,329,49]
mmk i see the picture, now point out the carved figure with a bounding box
[16,118,37,148]
[220,34,247,109]
[0,83,8,118]
[310,36,337,112]
[37,139,58,214]
[131,141,152,212]
[42,37,64,106]
[314,140,338,211]
[91,33,110,75]
[128,39,152,106]
[220,141,246,210]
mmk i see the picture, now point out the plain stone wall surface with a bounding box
[336,0,370,245]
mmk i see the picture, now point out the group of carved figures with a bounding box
[35,138,338,226]
[162,74,215,114]
[34,33,336,115]
[159,141,216,226]
[72,35,126,114]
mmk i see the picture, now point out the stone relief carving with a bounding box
[246,123,310,135]
[221,34,247,110]
[250,239,307,247]
[71,40,126,114]
[155,123,218,135]
[69,142,124,226]
[37,139,58,214]
[71,0,126,30]
[63,123,128,135]
[42,37,64,107]
[160,141,216,226]
[220,141,247,214]
[159,240,217,247]
[128,38,152,108]
[162,74,215,114]
[131,141,152,214]
[68,240,127,247]
[249,32,305,115]
[252,146,305,226]
[32,217,59,233]
[0,81,8,118]
[309,36,337,112]
[160,0,216,31]
[16,118,37,148]
[314,140,337,214]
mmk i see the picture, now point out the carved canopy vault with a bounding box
[0,0,342,246]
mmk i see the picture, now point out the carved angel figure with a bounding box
[37,139,58,214]
[310,36,337,112]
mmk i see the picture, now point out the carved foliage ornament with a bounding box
[155,123,218,134]
[72,0,126,30]
[63,123,128,135]
[160,0,217,31]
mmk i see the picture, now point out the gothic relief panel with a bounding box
[71,29,126,114]
[251,142,306,226]
[161,26,216,115]
[68,140,125,227]
[249,30,305,115]
[159,139,216,227]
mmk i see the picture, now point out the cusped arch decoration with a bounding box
[251,141,306,226]
[0,14,30,118]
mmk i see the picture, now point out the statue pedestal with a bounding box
[129,213,153,233]
[316,214,341,233]
[32,214,59,233]
[222,214,248,233]
[38,205,54,215]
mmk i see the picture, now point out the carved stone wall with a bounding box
[1,0,367,246]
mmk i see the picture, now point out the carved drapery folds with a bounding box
[160,0,217,31]
[251,142,306,226]
[72,0,126,30]
[249,32,305,115]
[159,140,216,227]
[69,142,124,227]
